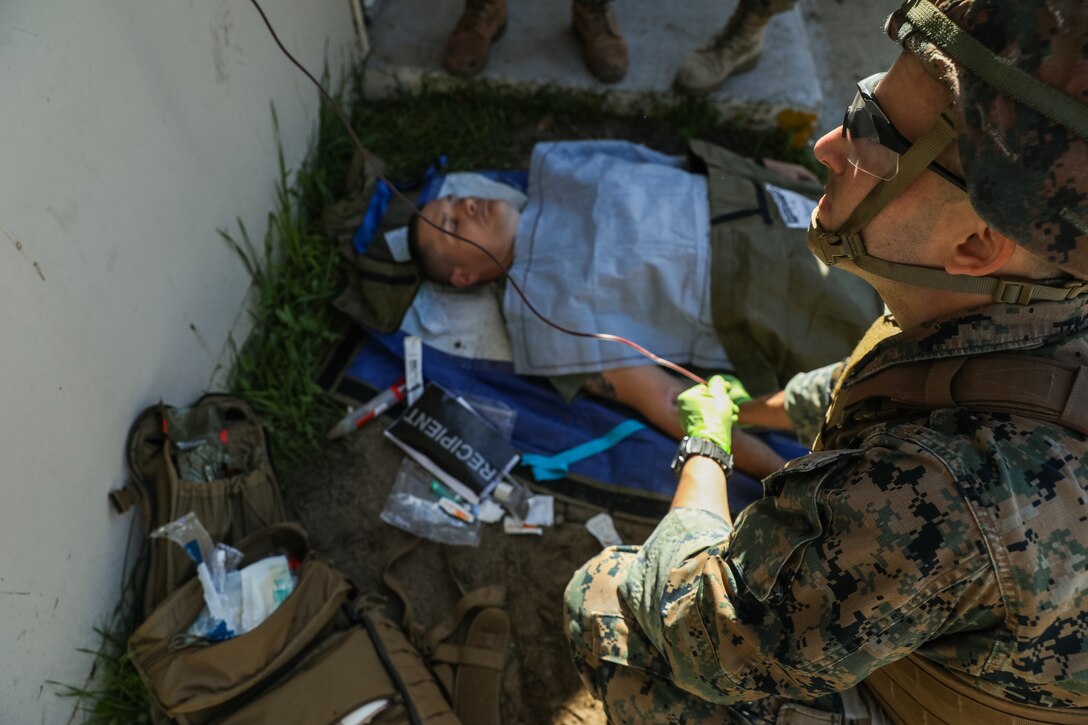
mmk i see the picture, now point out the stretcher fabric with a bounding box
[320,327,809,518]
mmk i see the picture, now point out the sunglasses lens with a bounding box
[843,90,899,182]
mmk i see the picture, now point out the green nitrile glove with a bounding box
[677,375,738,454]
[720,374,752,406]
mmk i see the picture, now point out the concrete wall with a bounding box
[0,1,359,720]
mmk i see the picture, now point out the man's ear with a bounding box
[945,224,1017,278]
[449,266,479,288]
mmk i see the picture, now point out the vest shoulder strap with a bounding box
[825,353,1088,440]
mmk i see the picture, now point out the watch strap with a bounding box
[672,435,734,478]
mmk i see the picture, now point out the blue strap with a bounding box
[522,419,647,482]
[352,155,449,256]
[353,179,393,255]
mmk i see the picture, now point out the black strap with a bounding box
[710,181,773,227]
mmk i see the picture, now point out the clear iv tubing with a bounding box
[247,0,707,387]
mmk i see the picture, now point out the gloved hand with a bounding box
[677,375,739,454]
[719,374,752,406]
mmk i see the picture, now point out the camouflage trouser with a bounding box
[564,547,850,725]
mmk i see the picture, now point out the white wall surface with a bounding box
[0,1,358,720]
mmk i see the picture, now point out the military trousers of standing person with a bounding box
[564,547,886,725]
[738,0,799,17]
[573,0,801,13]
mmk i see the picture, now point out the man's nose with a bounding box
[461,197,478,217]
[813,125,849,177]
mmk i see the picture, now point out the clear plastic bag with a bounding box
[453,391,517,440]
[380,458,483,547]
[164,405,266,483]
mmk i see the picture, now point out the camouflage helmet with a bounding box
[886,0,1088,279]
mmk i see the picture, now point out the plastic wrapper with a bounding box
[585,512,623,548]
[153,512,296,641]
[380,458,483,547]
[150,512,241,574]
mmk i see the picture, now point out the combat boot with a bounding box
[443,0,508,78]
[673,11,769,95]
[571,2,628,84]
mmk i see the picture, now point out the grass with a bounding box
[62,76,816,721]
[222,106,348,469]
[345,79,816,181]
[50,522,150,723]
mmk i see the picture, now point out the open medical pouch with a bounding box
[130,523,459,725]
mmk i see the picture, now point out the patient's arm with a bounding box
[582,365,786,479]
[737,389,793,430]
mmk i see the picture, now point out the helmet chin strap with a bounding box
[808,112,1088,305]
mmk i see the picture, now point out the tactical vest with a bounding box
[867,654,1088,725]
[815,316,1088,451]
[689,140,885,397]
[814,317,1088,723]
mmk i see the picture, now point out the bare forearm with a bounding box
[670,456,732,526]
[737,389,792,430]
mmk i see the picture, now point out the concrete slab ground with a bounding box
[801,0,902,135]
[361,0,901,143]
[364,0,822,138]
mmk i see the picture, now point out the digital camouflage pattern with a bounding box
[886,0,1088,279]
[564,295,1088,721]
[782,361,840,449]
[564,547,862,724]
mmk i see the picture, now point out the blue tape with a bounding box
[522,419,647,482]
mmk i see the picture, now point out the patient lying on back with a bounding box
[404,141,835,478]
[404,141,833,479]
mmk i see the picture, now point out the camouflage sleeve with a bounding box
[620,507,732,653]
[621,434,997,705]
[783,362,842,448]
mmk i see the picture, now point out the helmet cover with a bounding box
[887,0,1088,279]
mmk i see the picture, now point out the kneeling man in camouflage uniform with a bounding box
[565,0,1088,722]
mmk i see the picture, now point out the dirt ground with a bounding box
[282,421,655,725]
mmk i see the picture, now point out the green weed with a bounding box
[223,106,347,470]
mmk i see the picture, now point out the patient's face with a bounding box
[417,195,520,287]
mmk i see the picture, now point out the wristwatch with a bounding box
[671,435,734,478]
